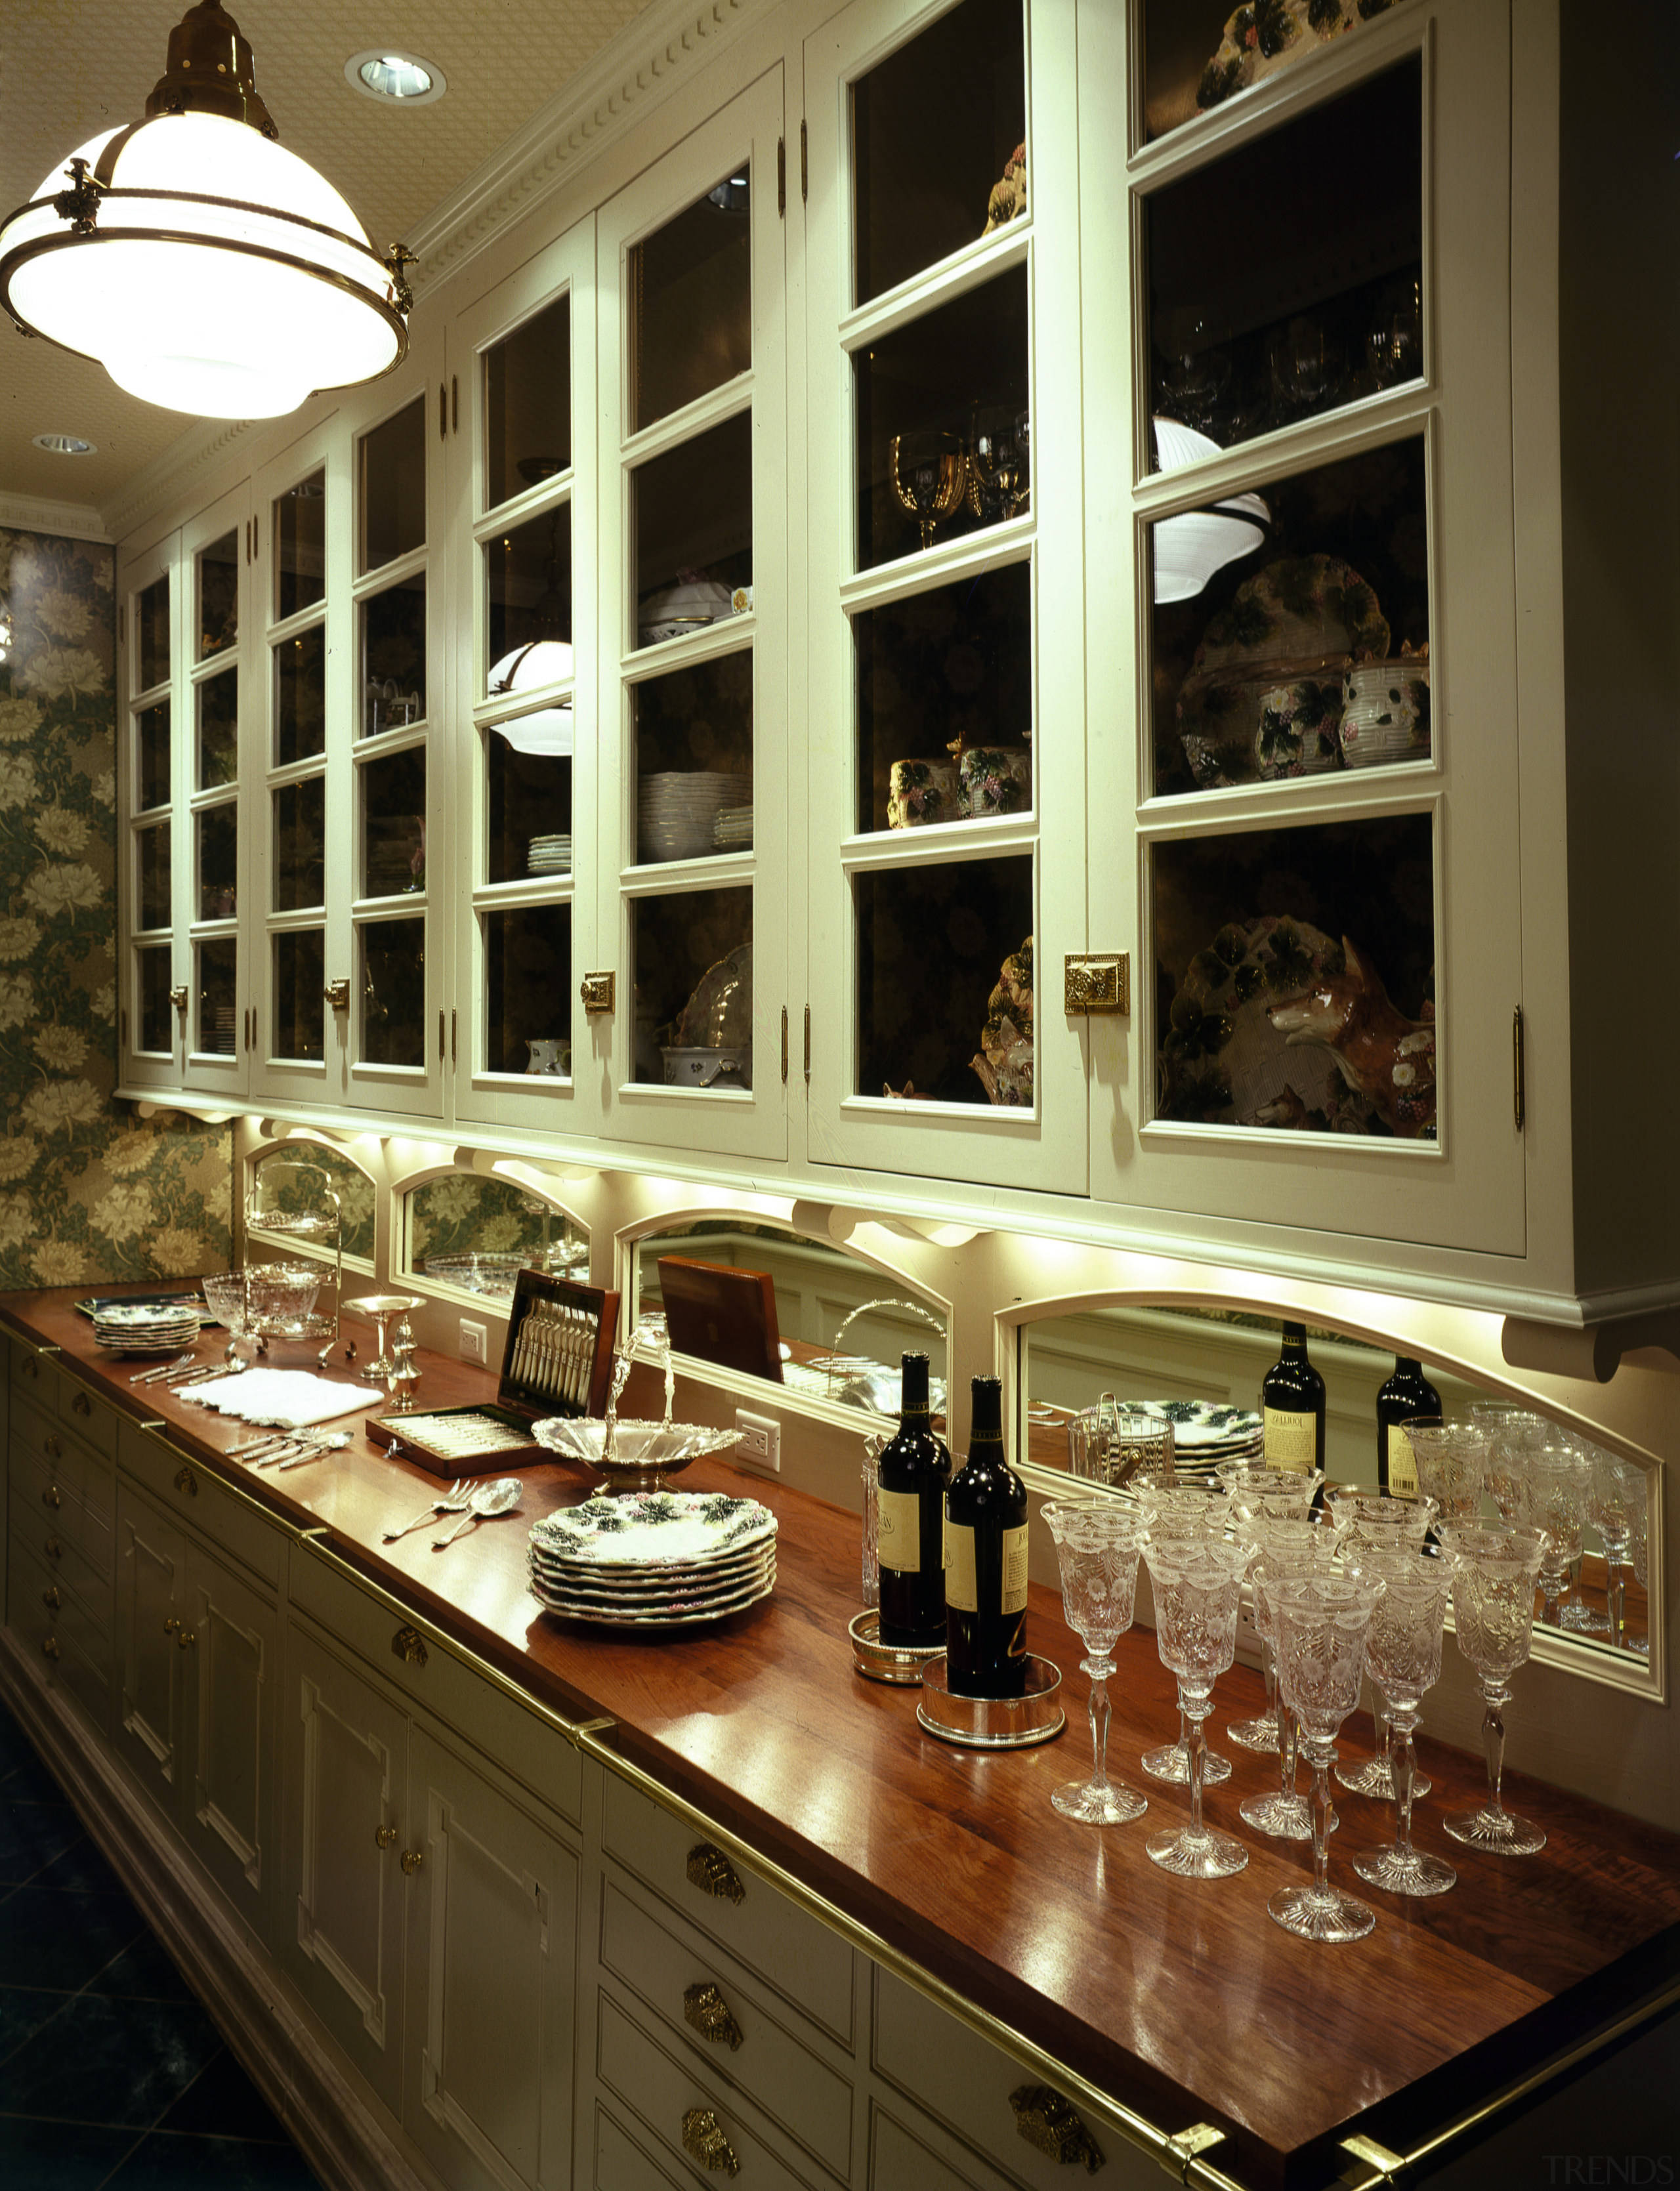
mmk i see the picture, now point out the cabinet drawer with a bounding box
[117,1421,285,1589]
[601,1772,854,2046]
[13,1393,113,1523]
[289,1539,583,1826]
[592,2104,686,2190]
[11,1458,114,1590]
[870,2102,1001,2191]
[9,1532,111,1730]
[600,1877,853,2179]
[11,1343,60,1409]
[58,1372,117,1460]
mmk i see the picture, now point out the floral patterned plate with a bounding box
[527,1490,776,1570]
[530,1565,776,1627]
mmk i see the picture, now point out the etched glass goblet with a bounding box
[1437,1522,1549,1855]
[1403,1421,1488,1532]
[1470,1404,1547,1522]
[1515,1442,1593,1629]
[1351,1549,1455,1898]
[1628,1478,1651,1658]
[1576,1438,1641,1641]
[890,430,968,551]
[1269,1574,1381,1942]
[1140,1537,1255,1880]
[1324,1489,1438,1800]
[1042,1501,1148,1826]
[1239,1518,1340,1843]
[1213,1464,1324,1753]
[1135,1484,1233,1787]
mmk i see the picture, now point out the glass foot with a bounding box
[1052,1778,1146,1826]
[1443,1805,1546,1856]
[1141,1742,1231,1785]
[1353,1843,1456,1896]
[1268,1883,1376,1941]
[1559,1604,1612,1635]
[1334,1753,1431,1801]
[1226,1713,1280,1754]
[1240,1789,1335,1841]
[1146,1824,1247,1879]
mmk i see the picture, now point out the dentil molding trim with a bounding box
[0,493,112,544]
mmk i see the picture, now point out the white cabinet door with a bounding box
[182,1534,276,1942]
[116,528,186,1091]
[114,1484,188,1811]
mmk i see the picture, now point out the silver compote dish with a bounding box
[532,1311,740,1494]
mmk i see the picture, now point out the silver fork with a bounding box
[384,1479,470,1541]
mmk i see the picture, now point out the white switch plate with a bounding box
[459,1319,488,1364]
[735,1409,781,1472]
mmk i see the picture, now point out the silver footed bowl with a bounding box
[532,1416,740,1494]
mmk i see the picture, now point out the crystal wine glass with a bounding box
[200,1268,253,1365]
[1042,1501,1148,1826]
[1212,1464,1324,1752]
[1351,1548,1456,1898]
[890,430,969,552]
[1516,1442,1593,1629]
[1628,1476,1651,1658]
[1437,1522,1549,1855]
[1324,1489,1438,1800]
[1139,1536,1255,1879]
[1269,1574,1381,1942]
[967,406,1029,522]
[1135,1484,1233,1787]
[1403,1420,1488,1532]
[1238,1518,1341,1843]
[1469,1403,1547,1522]
[1586,1449,1646,1652]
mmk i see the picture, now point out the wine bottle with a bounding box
[875,1353,952,1644]
[1261,1322,1326,1477]
[944,1376,1030,1697]
[1376,1355,1441,1499]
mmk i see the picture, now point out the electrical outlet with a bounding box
[734,1408,781,1472]
[459,1319,488,1365]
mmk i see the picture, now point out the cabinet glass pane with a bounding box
[360,917,426,1068]
[854,265,1028,572]
[136,820,171,931]
[135,699,170,810]
[856,563,1031,835]
[853,0,1026,308]
[361,574,426,734]
[197,528,239,659]
[135,575,169,693]
[629,172,751,432]
[1144,0,1408,142]
[195,938,237,1055]
[854,858,1032,1103]
[483,904,572,1075]
[359,396,426,573]
[362,747,427,898]
[488,740,570,887]
[198,666,238,788]
[630,888,751,1087]
[196,804,237,920]
[485,299,572,511]
[272,930,324,1061]
[274,470,326,619]
[275,625,326,767]
[633,411,751,650]
[136,945,173,1053]
[1148,60,1422,449]
[1153,435,1428,795]
[486,503,572,696]
[633,652,753,863]
[1152,812,1436,1140]
[273,778,325,911]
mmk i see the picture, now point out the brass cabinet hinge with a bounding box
[1064,953,1129,1016]
[451,374,458,434]
[438,1009,445,1062]
[781,1005,788,1084]
[1513,1004,1525,1131]
[800,119,807,201]
[451,1009,457,1066]
[803,1004,810,1083]
[777,136,786,217]
[439,382,447,440]
[580,970,615,1015]
[252,513,258,560]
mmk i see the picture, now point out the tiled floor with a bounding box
[0,1697,324,2190]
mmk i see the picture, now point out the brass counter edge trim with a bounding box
[574,1726,1244,2190]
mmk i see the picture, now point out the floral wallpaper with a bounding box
[0,526,231,1291]
[408,1175,584,1271]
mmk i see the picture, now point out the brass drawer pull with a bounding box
[44,1434,62,1460]
[375,1824,398,1851]
[45,1536,62,1561]
[681,2108,740,2176]
[683,1982,744,2051]
[42,1585,61,1612]
[72,1390,92,1417]
[43,1636,60,1661]
[392,1625,429,1668]
[1010,2086,1105,2173]
[177,1627,197,1651]
[400,1848,425,1875]
[23,1354,39,1378]
[175,1465,198,1497]
[686,1843,746,1906]
[42,1485,62,1509]
[164,1616,180,1636]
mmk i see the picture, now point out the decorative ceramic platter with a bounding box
[530,1566,776,1626]
[1120,1400,1265,1453]
[528,1490,776,1568]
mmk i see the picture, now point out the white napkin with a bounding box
[178,1367,381,1430]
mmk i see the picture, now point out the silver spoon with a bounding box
[432,1476,522,1550]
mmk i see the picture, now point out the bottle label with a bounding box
[877,1488,921,1572]
[1264,1408,1317,1472]
[944,1519,977,1612]
[1387,1425,1419,1499]
[1001,1524,1029,1615]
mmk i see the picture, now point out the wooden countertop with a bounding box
[7,1287,1677,2191]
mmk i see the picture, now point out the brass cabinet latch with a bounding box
[580,970,615,1015]
[169,984,189,1016]
[1064,953,1129,1015]
[1009,2086,1104,2172]
[681,2106,740,2175]
[1163,2123,1227,2182]
[683,1981,744,2051]
[324,978,351,1012]
[392,1624,429,1669]
[685,1843,746,1905]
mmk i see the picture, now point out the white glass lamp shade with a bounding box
[488,639,574,757]
[1152,416,1270,604]
[1,115,405,419]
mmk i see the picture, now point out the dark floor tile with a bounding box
[87,1935,198,2005]
[0,1745,70,1807]
[0,1801,83,1885]
[33,1835,126,1899]
[0,1703,41,1772]
[0,1990,221,2127]
[0,2114,140,2188]
[105,2130,326,2189]
[0,1886,144,1991]
[155,2047,291,2144]
[0,1986,72,2065]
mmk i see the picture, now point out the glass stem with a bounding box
[1183,1688,1208,1838]
[1540,1571,1563,1627]
[1374,1697,1391,1780]
[1391,1709,1418,1861]
[1310,1757,1333,1899]
[1261,1637,1276,1724]
[1275,1703,1297,1803]
[1608,1555,1627,1649]
[1481,1680,1510,1820]
[1087,1671,1111,1794]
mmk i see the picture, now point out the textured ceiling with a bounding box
[0,0,649,520]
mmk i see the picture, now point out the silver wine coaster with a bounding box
[916,1654,1064,1749]
[849,1607,944,1686]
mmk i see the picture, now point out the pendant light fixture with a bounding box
[0,1,412,421]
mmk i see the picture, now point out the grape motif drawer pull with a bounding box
[44,1434,62,1460]
[42,1637,60,1661]
[44,1536,62,1561]
[681,2107,740,2176]
[72,1390,92,1417]
[42,1484,62,1509]
[42,1585,61,1612]
[682,1981,744,2051]
[391,1625,429,1668]
[175,1465,198,1497]
[1009,2087,1105,2173]
[686,1843,746,1905]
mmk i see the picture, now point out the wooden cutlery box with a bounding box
[368,1269,621,1480]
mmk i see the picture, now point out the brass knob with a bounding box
[43,1636,60,1661]
[579,970,615,1014]
[324,977,351,1011]
[375,1824,398,1851]
[391,1625,428,1668]
[72,1390,91,1417]
[177,1628,197,1651]
[23,1355,38,1378]
[164,1616,181,1636]
[44,1434,62,1460]
[686,1844,746,1906]
[174,1465,198,1497]
[44,1535,62,1561]
[682,1982,744,2051]
[680,2108,740,2176]
[42,1585,61,1611]
[400,1848,425,1875]
[42,1485,62,1509]
[1009,2086,1105,2173]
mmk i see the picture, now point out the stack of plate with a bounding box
[93,1301,202,1355]
[712,804,753,851]
[528,1489,776,1626]
[637,772,753,864]
[1120,1399,1265,1477]
[528,834,572,876]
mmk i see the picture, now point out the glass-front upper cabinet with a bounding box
[180,486,250,1098]
[595,70,789,1162]
[117,534,182,1093]
[448,213,599,1135]
[1081,0,1524,1261]
[803,0,1088,1193]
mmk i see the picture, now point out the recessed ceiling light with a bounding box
[33,432,95,456]
[346,49,446,104]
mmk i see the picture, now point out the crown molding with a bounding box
[0,493,112,544]
[98,0,769,547]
